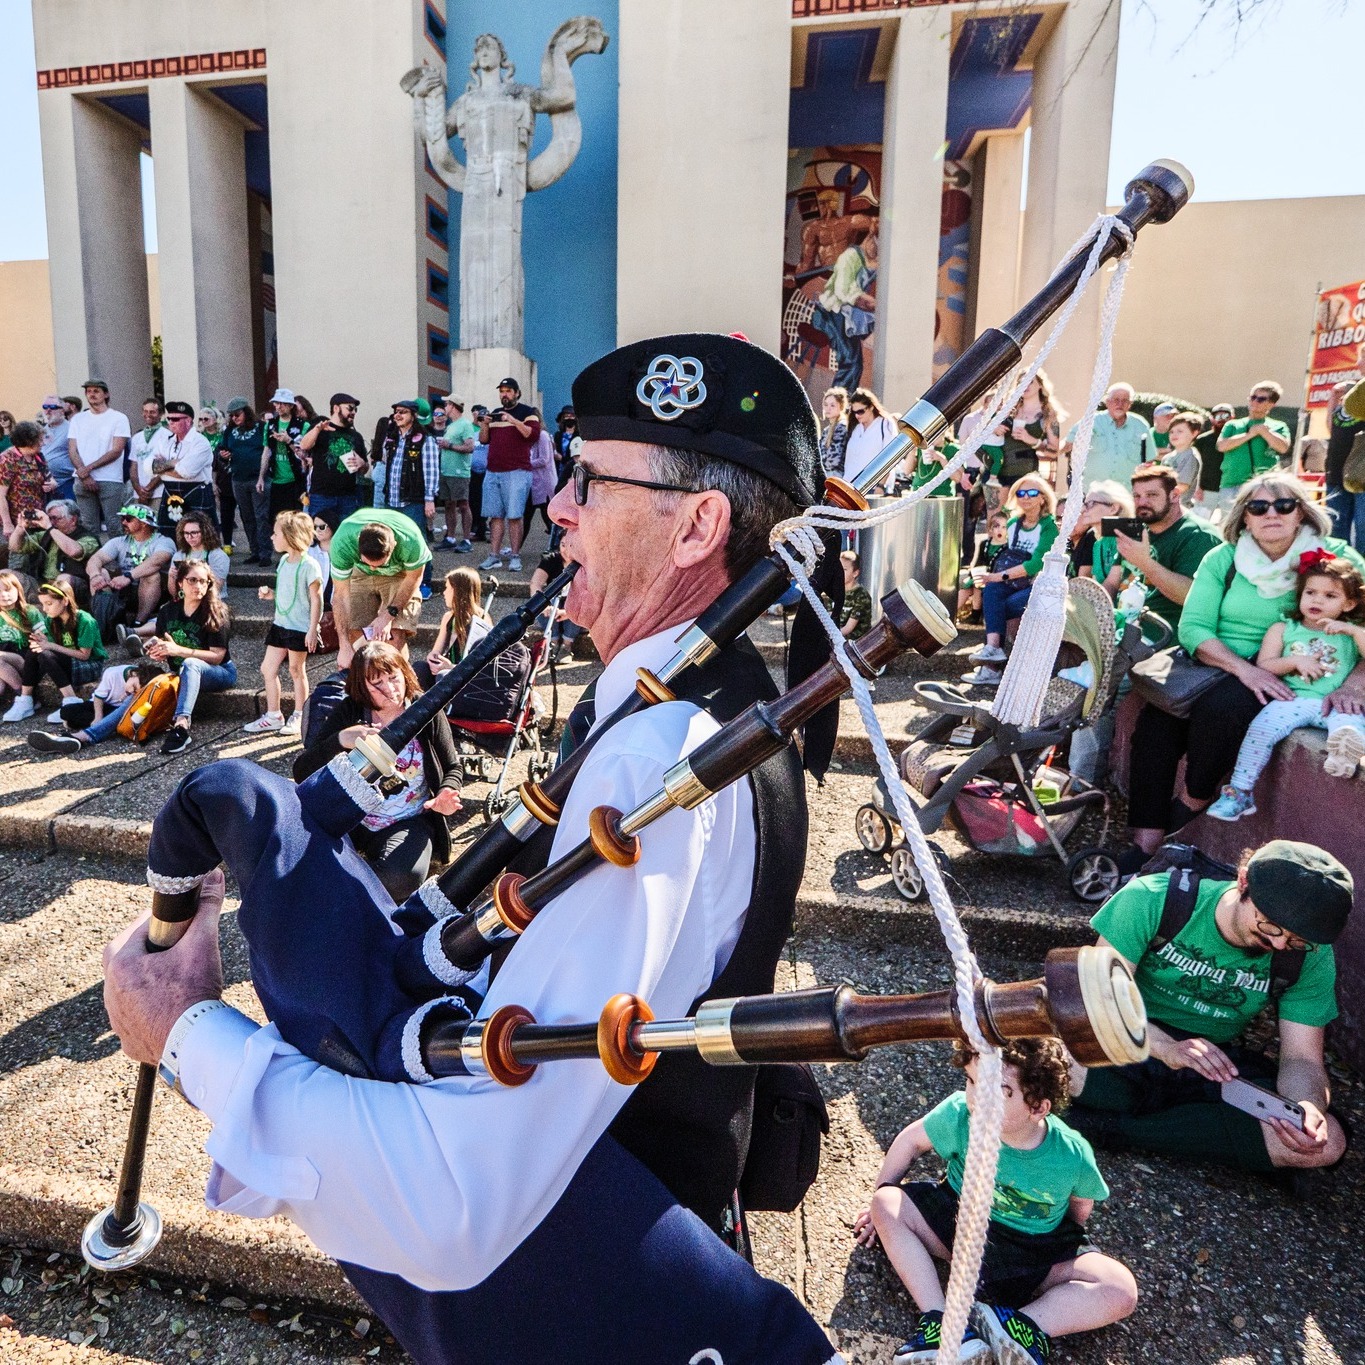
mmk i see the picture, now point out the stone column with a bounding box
[38,91,153,417]
[147,79,255,407]
[1018,0,1121,456]
[873,3,951,407]
[617,0,789,351]
[970,132,1026,333]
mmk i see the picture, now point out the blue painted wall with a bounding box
[443,2,619,416]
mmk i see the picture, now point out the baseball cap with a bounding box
[330,392,360,407]
[442,395,465,409]
[83,377,109,392]
[498,377,521,392]
[117,504,155,526]
[1153,403,1177,417]
[1211,402,1235,416]
[1246,840,1353,945]
[270,387,296,405]
[41,394,64,410]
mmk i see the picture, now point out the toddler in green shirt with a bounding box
[854,1038,1136,1365]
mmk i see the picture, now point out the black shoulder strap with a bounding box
[1223,556,1237,594]
[1153,867,1200,948]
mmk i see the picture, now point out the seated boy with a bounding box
[854,1038,1137,1365]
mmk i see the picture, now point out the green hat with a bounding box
[117,503,155,526]
[1246,840,1353,944]
[415,398,433,422]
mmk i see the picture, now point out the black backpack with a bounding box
[1140,842,1304,992]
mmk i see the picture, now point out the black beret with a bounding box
[1247,840,1353,945]
[571,332,821,507]
[164,400,194,418]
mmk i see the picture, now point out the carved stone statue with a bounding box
[402,19,609,354]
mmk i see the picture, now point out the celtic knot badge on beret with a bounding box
[635,354,707,421]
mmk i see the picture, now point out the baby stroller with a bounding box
[854,576,1169,903]
[449,588,570,823]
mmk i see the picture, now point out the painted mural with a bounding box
[934,158,973,380]
[782,145,882,408]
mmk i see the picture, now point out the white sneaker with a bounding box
[506,555,522,572]
[47,709,64,724]
[281,713,301,736]
[2,696,35,723]
[969,643,1008,664]
[1324,726,1365,778]
[960,665,1003,687]
[478,554,501,570]
[242,712,285,733]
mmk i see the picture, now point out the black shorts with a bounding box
[901,1179,1095,1307]
[265,623,309,653]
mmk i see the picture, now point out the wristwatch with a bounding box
[158,998,230,1100]
[386,604,400,618]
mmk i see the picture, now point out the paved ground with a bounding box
[0,523,1360,1362]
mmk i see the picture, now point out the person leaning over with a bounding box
[7,499,99,589]
[1069,841,1351,1180]
[1213,381,1291,519]
[1124,475,1365,861]
[85,504,176,641]
[327,507,430,669]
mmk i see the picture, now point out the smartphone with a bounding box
[1220,1078,1305,1130]
[1101,516,1145,540]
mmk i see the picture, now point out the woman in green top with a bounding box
[966,473,1060,679]
[0,570,44,705]
[1,579,106,724]
[1127,473,1365,856]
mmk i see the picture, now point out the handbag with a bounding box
[1129,645,1225,718]
[737,1062,829,1213]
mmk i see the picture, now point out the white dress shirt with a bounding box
[150,427,214,483]
[175,620,756,1291]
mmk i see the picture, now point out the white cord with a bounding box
[768,210,1134,1365]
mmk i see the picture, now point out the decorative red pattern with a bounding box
[791,0,947,14]
[36,47,266,90]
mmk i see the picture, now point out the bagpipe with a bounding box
[84,159,1190,1277]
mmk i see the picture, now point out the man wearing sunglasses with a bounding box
[1070,840,1351,1182]
[1214,381,1291,519]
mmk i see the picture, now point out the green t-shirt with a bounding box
[922,1091,1108,1234]
[839,584,873,639]
[0,603,42,648]
[42,610,106,663]
[329,507,432,580]
[1178,537,1365,660]
[1139,513,1222,630]
[1217,417,1290,488]
[440,417,479,479]
[1280,619,1359,698]
[1091,873,1339,1042]
[911,443,957,498]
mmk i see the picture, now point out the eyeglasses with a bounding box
[572,463,697,506]
[1252,915,1317,953]
[1245,498,1299,517]
[1249,394,1274,402]
[1015,488,1042,499]
[850,406,869,417]
[1083,497,1115,509]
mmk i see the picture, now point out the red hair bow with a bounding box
[1298,547,1336,574]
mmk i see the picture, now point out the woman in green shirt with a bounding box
[0,570,44,706]
[1127,473,1365,856]
[1,579,106,724]
[966,473,1060,682]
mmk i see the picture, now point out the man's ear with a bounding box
[673,490,732,571]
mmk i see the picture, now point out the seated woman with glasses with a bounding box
[962,473,1059,687]
[1124,473,1365,863]
[1068,480,1136,597]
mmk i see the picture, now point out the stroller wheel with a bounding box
[483,789,514,824]
[889,846,926,902]
[1067,846,1121,903]
[855,804,893,854]
[527,750,556,783]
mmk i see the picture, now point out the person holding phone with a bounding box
[1068,840,1351,1183]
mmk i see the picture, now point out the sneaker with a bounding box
[46,709,65,724]
[968,643,1007,664]
[2,695,35,723]
[160,724,192,755]
[280,713,301,736]
[242,712,285,733]
[440,537,459,550]
[28,730,83,755]
[1324,726,1365,778]
[506,555,522,572]
[478,554,501,570]
[960,665,1003,687]
[123,632,144,658]
[454,539,472,554]
[975,1304,1052,1365]
[1206,784,1256,822]
[894,1309,989,1364]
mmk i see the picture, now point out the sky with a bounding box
[0,0,1361,262]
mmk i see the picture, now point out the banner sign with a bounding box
[1307,279,1365,407]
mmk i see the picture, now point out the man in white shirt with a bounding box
[149,400,217,534]
[127,399,165,507]
[1063,381,1153,491]
[67,378,131,540]
[101,334,843,1364]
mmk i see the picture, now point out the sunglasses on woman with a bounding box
[1244,498,1298,517]
[1015,488,1042,500]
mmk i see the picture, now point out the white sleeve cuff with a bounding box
[174,1003,261,1117]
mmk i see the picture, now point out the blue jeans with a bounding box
[175,657,237,719]
[85,694,134,745]
[983,580,1033,638]
[1326,485,1365,549]
[398,501,433,590]
[308,492,361,529]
